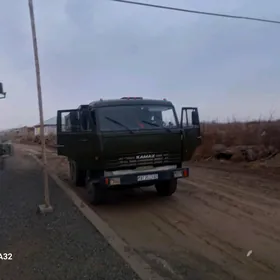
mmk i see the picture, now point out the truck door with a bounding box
[180,107,202,161]
[57,109,79,157]
[57,109,98,160]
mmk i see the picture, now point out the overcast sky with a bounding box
[0,0,279,129]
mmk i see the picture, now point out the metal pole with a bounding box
[28,0,52,213]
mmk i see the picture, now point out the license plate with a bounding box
[137,174,158,182]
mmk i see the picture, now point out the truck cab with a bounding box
[56,97,201,204]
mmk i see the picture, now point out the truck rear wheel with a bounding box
[86,180,107,205]
[0,156,5,170]
[155,179,177,196]
[69,160,86,187]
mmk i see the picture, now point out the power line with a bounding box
[110,0,280,25]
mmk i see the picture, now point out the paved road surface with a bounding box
[0,151,139,280]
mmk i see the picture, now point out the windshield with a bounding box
[98,105,178,132]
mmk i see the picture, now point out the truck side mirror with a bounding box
[0,83,6,99]
[191,110,199,126]
[181,107,200,127]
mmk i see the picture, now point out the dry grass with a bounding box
[196,119,280,159]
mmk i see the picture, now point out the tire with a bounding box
[155,179,177,196]
[0,157,4,170]
[86,180,107,205]
[69,160,86,187]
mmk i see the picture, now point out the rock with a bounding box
[230,147,245,162]
[268,145,278,155]
[246,148,257,161]
[213,144,234,160]
[212,144,227,153]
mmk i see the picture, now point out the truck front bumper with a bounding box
[100,167,189,188]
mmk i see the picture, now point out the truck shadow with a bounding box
[72,182,174,208]
[62,174,177,208]
[105,187,172,206]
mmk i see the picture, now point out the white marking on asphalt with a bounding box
[247,250,253,257]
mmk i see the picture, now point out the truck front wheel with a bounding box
[69,160,86,187]
[155,179,177,196]
[86,180,107,205]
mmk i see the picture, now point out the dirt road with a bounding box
[17,144,280,280]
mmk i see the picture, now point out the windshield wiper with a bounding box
[141,120,172,132]
[141,120,160,128]
[104,116,134,134]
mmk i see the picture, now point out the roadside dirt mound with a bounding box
[195,120,280,163]
[194,144,278,162]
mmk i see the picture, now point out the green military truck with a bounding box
[56,97,201,205]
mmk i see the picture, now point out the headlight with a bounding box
[173,170,183,178]
[110,177,121,185]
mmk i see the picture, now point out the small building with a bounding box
[17,126,35,137]
[34,116,56,136]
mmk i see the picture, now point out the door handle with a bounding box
[79,139,88,142]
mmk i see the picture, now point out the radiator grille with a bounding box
[105,152,181,169]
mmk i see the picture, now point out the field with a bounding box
[197,119,280,159]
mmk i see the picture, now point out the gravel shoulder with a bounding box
[0,150,139,280]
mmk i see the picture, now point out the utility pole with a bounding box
[0,83,6,170]
[28,0,53,213]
